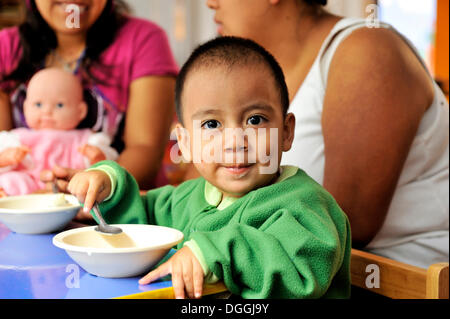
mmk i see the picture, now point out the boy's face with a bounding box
[176,64,295,198]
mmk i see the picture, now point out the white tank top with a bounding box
[281,18,449,257]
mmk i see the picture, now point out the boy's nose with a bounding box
[223,133,249,165]
[223,131,248,153]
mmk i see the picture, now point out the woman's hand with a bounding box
[40,165,80,193]
[139,246,204,299]
[40,165,96,220]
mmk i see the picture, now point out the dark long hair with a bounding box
[3,0,129,89]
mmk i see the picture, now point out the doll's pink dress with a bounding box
[0,128,118,196]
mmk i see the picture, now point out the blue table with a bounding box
[0,222,226,299]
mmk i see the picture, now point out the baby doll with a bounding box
[0,68,118,197]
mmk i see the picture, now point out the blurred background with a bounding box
[0,0,448,97]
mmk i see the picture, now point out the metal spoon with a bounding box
[51,179,59,194]
[92,203,123,235]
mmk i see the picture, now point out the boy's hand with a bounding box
[78,144,107,164]
[0,146,30,167]
[67,170,112,214]
[139,246,204,299]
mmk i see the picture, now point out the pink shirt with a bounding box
[0,16,178,146]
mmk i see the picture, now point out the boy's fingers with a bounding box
[83,179,103,213]
[56,179,69,193]
[97,186,110,203]
[67,176,77,194]
[139,263,171,285]
[182,259,194,299]
[193,263,204,299]
[73,178,89,205]
[171,262,185,299]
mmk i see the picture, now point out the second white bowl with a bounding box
[0,194,81,234]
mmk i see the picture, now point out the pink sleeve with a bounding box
[129,23,179,81]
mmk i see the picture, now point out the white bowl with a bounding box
[52,224,184,278]
[0,194,81,234]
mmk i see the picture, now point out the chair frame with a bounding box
[351,248,449,299]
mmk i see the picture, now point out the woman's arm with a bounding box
[0,89,13,131]
[322,27,434,247]
[118,75,176,190]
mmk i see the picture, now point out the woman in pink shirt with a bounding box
[0,0,178,206]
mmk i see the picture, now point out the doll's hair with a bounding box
[2,0,129,89]
[175,36,290,125]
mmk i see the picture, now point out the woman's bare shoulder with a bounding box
[334,25,412,59]
[327,25,434,110]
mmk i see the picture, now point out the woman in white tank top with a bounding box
[207,0,449,269]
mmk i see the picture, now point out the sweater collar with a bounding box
[204,165,299,210]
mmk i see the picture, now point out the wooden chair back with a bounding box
[351,248,449,299]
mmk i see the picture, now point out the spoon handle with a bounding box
[51,179,59,194]
[92,204,108,228]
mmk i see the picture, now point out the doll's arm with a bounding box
[79,132,119,165]
[0,131,30,171]
[0,146,30,168]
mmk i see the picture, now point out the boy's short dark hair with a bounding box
[175,36,290,124]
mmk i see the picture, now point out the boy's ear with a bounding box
[78,101,88,122]
[175,123,192,162]
[282,113,295,152]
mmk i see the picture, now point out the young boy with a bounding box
[68,37,351,299]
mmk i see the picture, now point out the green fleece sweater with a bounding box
[92,160,351,299]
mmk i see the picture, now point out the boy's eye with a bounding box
[202,120,221,130]
[56,103,64,108]
[247,115,266,126]
[35,102,42,108]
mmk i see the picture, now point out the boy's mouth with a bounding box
[221,163,254,176]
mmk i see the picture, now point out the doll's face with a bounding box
[24,69,87,130]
